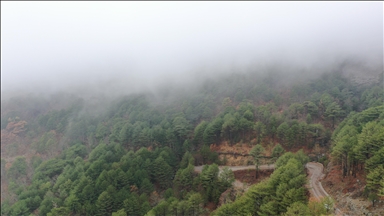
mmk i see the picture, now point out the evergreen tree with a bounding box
[324,102,343,128]
[153,156,173,189]
[111,209,127,216]
[271,144,285,163]
[96,191,114,216]
[277,122,289,146]
[64,194,81,214]
[284,202,311,216]
[254,122,266,144]
[123,194,140,216]
[139,178,154,195]
[187,193,204,216]
[250,144,265,178]
[152,200,169,216]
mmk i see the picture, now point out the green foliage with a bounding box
[365,147,384,172]
[361,86,384,109]
[303,101,319,116]
[193,121,208,148]
[250,144,265,177]
[306,113,312,124]
[140,178,154,195]
[284,202,311,216]
[96,191,114,215]
[213,152,308,216]
[95,122,109,140]
[33,159,67,181]
[308,197,334,215]
[200,164,221,203]
[331,105,384,197]
[7,156,27,180]
[203,117,223,145]
[254,122,266,143]
[153,156,173,189]
[174,164,195,196]
[199,145,219,164]
[277,122,289,146]
[324,102,343,128]
[366,165,384,196]
[355,121,384,162]
[152,200,169,216]
[123,194,140,216]
[64,194,81,214]
[173,116,190,141]
[30,155,42,170]
[180,151,195,169]
[332,125,358,176]
[332,105,384,139]
[24,195,42,212]
[221,113,237,143]
[47,207,71,216]
[218,167,235,188]
[32,131,57,154]
[289,103,304,119]
[112,209,127,216]
[88,142,108,162]
[187,192,205,216]
[63,143,87,160]
[271,144,285,162]
[164,188,174,200]
[9,200,29,216]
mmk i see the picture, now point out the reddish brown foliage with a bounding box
[233,169,274,185]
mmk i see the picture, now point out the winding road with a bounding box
[194,162,343,215]
[306,162,329,199]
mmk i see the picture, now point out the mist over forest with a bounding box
[1,2,383,216]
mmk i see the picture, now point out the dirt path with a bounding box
[195,162,343,215]
[193,164,275,173]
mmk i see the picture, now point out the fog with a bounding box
[1,2,383,100]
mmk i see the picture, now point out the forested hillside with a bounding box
[331,105,384,206]
[1,67,383,216]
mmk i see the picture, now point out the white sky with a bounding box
[1,1,383,95]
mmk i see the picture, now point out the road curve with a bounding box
[194,162,343,215]
[306,162,329,199]
[306,162,343,216]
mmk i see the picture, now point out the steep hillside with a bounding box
[1,67,383,216]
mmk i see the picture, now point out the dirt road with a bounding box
[306,162,343,215]
[306,162,329,199]
[195,162,343,215]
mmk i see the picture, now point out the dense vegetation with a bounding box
[213,150,338,216]
[331,105,384,206]
[1,67,383,215]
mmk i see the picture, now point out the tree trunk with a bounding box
[345,154,348,177]
[342,155,346,177]
[255,164,259,179]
